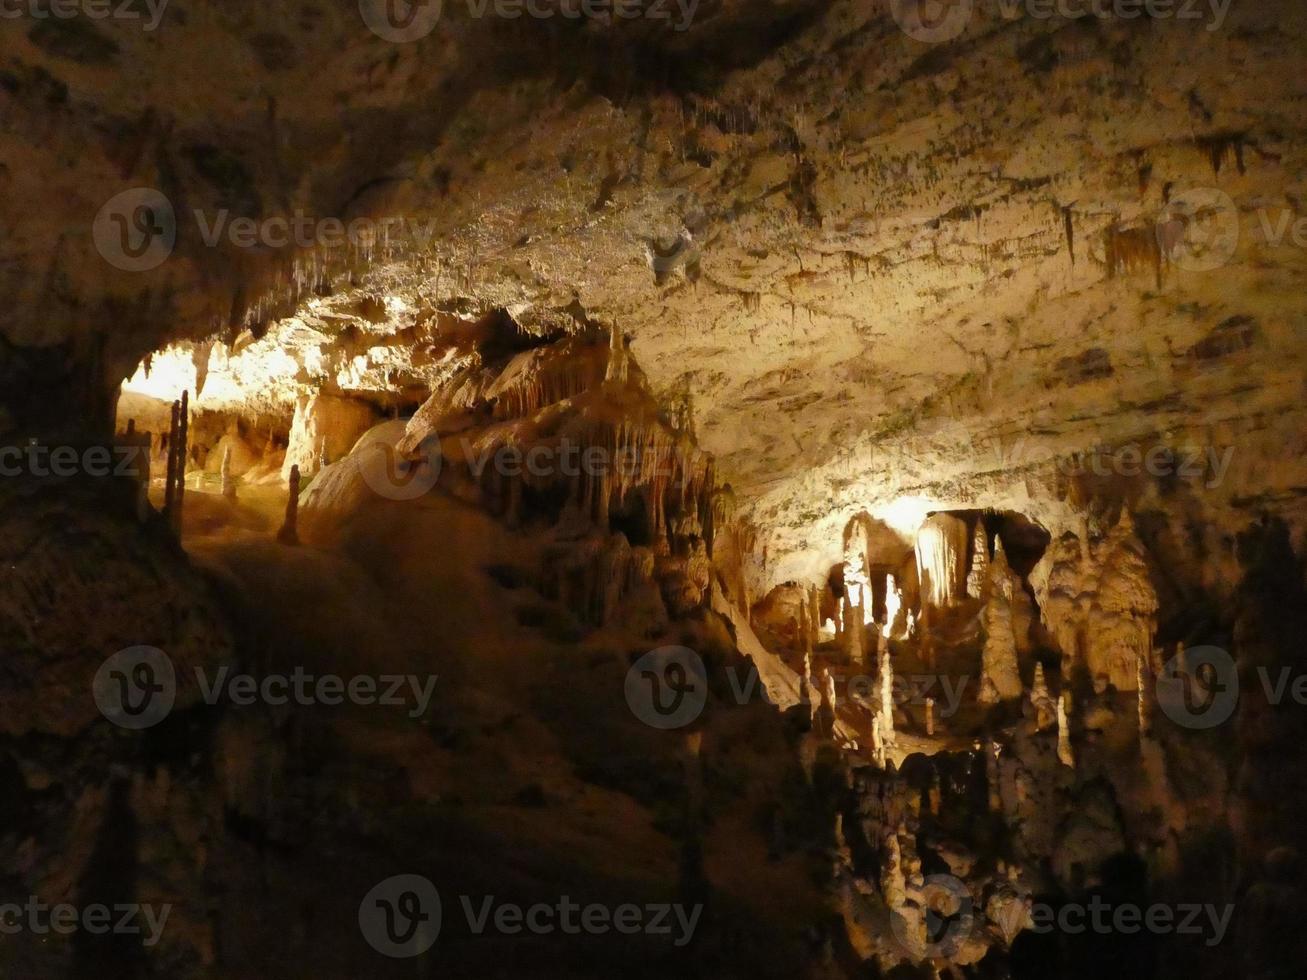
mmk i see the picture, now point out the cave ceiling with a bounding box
[4,0,1306,585]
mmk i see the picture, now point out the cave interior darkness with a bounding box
[2,1,1307,978]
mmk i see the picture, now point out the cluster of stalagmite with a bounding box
[1037,508,1159,691]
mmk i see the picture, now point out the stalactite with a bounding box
[1104,222,1162,288]
[1062,205,1075,266]
[604,321,628,385]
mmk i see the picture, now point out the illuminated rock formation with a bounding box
[283,393,377,483]
[883,574,903,639]
[915,514,968,608]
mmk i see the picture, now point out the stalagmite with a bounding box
[277,465,301,545]
[1057,694,1075,769]
[221,446,236,501]
[877,642,896,747]
[925,697,935,736]
[808,586,821,649]
[880,831,906,911]
[1029,663,1056,731]
[986,741,1003,812]
[914,513,968,607]
[119,418,151,521]
[966,523,989,599]
[1137,653,1152,736]
[163,400,179,518]
[883,574,902,639]
[819,667,838,736]
[845,592,864,666]
[162,390,189,536]
[980,576,1022,704]
[1090,507,1159,691]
